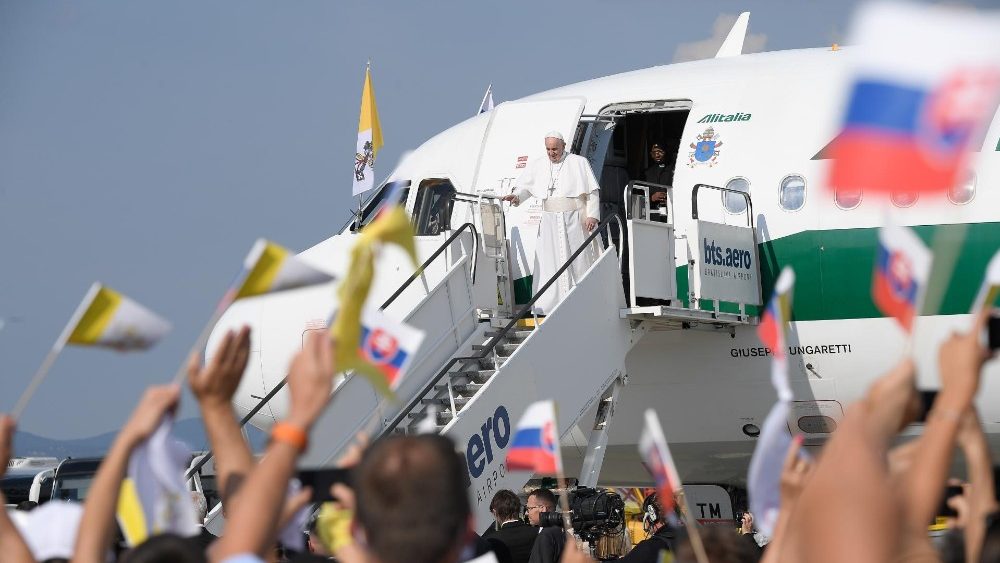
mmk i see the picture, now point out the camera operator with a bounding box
[617,493,674,562]
[526,488,557,527]
[483,489,539,563]
[525,488,562,563]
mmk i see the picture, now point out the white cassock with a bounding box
[512,152,601,314]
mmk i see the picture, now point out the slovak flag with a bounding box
[357,307,425,392]
[829,2,1000,195]
[872,224,932,332]
[506,400,562,474]
[757,268,795,361]
[638,409,682,512]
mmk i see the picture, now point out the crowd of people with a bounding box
[2,309,1000,563]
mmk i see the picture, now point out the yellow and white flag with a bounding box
[117,416,200,546]
[66,283,171,350]
[231,239,335,301]
[352,65,383,196]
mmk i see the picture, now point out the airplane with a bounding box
[206,12,1000,530]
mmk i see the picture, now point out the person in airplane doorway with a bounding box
[641,143,672,224]
[501,131,601,315]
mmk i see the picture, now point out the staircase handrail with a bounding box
[186,222,480,479]
[381,212,624,437]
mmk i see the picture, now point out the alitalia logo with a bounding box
[698,112,751,123]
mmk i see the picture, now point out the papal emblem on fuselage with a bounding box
[688,127,723,167]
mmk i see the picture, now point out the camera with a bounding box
[536,487,625,541]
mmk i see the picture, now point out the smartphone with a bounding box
[297,468,353,503]
[915,390,939,424]
[937,485,964,518]
[989,314,1000,351]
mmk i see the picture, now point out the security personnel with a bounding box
[641,143,671,223]
[617,493,674,562]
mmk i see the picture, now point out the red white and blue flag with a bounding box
[357,307,424,390]
[829,2,1000,195]
[872,224,932,332]
[757,268,795,361]
[506,400,562,475]
[638,409,681,512]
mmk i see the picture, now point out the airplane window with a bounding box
[779,175,806,211]
[891,190,918,208]
[723,177,750,214]
[835,186,862,210]
[949,171,976,205]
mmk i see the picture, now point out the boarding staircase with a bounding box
[201,181,762,532]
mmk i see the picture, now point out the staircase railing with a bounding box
[381,212,624,436]
[186,222,480,479]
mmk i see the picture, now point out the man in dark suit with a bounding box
[482,489,538,563]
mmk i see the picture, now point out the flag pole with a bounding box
[171,304,233,385]
[676,492,710,563]
[13,283,102,418]
[556,471,575,535]
[170,269,247,385]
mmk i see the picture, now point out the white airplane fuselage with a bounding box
[218,46,1000,489]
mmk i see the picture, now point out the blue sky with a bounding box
[0,0,985,438]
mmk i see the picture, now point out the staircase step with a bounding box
[452,369,494,382]
[483,329,534,340]
[434,382,484,394]
[421,396,470,407]
[471,342,520,356]
[407,409,453,421]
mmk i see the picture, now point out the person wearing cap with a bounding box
[642,143,672,222]
[501,131,601,314]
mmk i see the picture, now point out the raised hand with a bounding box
[0,415,14,473]
[188,326,251,408]
[779,435,813,506]
[120,384,181,447]
[285,332,337,431]
[937,310,991,410]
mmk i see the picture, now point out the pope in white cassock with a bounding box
[502,132,601,314]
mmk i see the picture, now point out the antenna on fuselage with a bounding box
[715,12,750,58]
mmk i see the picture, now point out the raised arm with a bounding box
[71,385,181,563]
[0,415,37,563]
[188,326,255,508]
[211,331,336,562]
[956,408,998,563]
[899,317,989,531]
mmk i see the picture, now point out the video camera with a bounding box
[536,487,625,541]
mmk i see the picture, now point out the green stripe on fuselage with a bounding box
[757,222,1000,321]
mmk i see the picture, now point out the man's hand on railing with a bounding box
[501,194,520,206]
[584,217,598,232]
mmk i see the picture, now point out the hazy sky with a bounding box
[0,0,986,438]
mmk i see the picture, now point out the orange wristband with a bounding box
[271,421,309,452]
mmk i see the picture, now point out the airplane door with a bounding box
[470,97,587,303]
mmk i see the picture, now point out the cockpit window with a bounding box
[413,179,457,236]
[357,180,410,229]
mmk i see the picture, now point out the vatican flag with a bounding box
[67,283,171,350]
[352,64,383,196]
[232,239,335,300]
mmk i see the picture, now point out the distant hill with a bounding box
[12,418,267,459]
